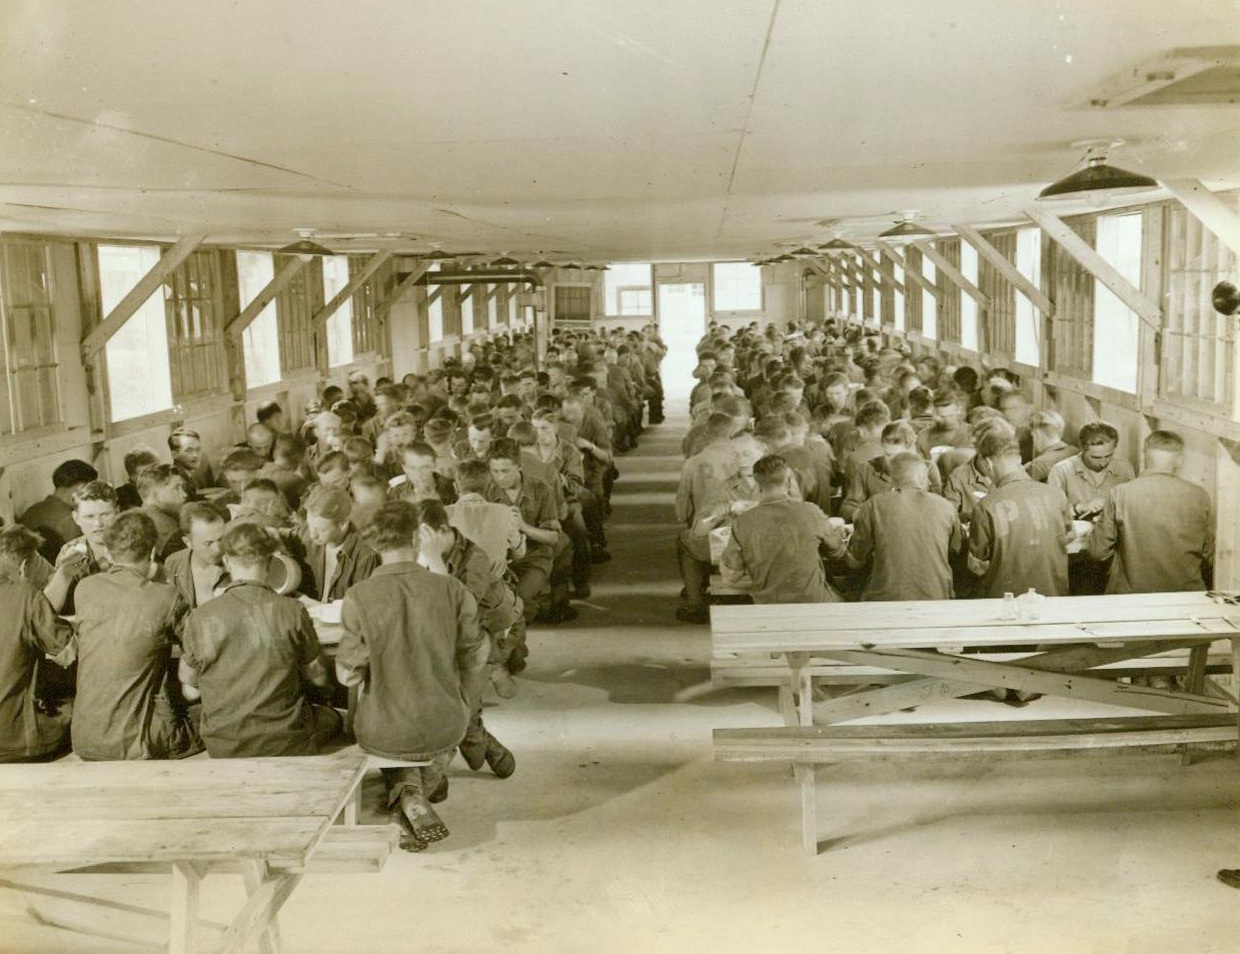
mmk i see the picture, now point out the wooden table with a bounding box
[711,593,1240,853]
[0,754,371,953]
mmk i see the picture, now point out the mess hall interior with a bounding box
[0,3,1239,953]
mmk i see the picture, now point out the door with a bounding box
[656,282,706,401]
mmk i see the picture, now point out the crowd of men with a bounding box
[675,320,1215,624]
[1,327,667,851]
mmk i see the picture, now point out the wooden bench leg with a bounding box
[795,763,817,855]
[1180,644,1211,766]
[342,783,361,825]
[168,862,201,954]
[240,861,286,954]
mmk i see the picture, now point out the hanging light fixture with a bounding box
[789,246,820,258]
[561,262,583,270]
[878,217,935,240]
[277,228,334,257]
[490,253,521,268]
[1037,139,1158,203]
[770,253,795,263]
[818,237,854,251]
[530,260,555,269]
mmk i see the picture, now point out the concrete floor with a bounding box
[3,405,1238,954]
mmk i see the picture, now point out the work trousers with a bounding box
[381,745,455,808]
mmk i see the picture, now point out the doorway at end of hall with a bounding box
[656,283,706,403]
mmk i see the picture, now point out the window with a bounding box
[508,292,517,327]
[0,240,61,435]
[461,290,474,335]
[604,263,652,316]
[165,250,225,400]
[934,240,962,345]
[348,256,384,357]
[276,256,318,374]
[618,287,653,315]
[905,248,924,335]
[428,292,444,341]
[712,262,762,311]
[893,262,905,332]
[960,241,979,351]
[921,253,938,340]
[555,285,591,321]
[322,256,354,367]
[98,244,174,422]
[236,251,281,388]
[1014,228,1041,366]
[486,286,498,328]
[1162,201,1237,410]
[1092,213,1143,393]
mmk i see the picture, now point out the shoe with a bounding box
[590,549,612,564]
[506,646,528,674]
[484,735,516,779]
[490,666,518,699]
[572,584,591,600]
[460,736,487,770]
[1218,869,1240,889]
[544,605,578,624]
[675,606,710,625]
[428,776,449,804]
[394,793,449,851]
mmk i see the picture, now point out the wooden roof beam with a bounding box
[225,255,307,337]
[911,239,991,309]
[81,233,207,358]
[874,241,943,300]
[954,223,1054,317]
[310,250,393,330]
[1024,207,1162,331]
[852,247,904,295]
[1162,178,1240,259]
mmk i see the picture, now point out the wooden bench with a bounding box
[332,744,432,824]
[708,594,1240,854]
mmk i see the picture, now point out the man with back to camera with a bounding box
[1088,430,1213,594]
[847,452,963,601]
[720,455,847,604]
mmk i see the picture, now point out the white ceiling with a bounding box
[1,0,1238,261]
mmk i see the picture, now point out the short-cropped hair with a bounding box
[488,437,522,463]
[1078,420,1119,447]
[932,387,961,409]
[315,450,349,476]
[889,451,929,489]
[456,458,492,494]
[752,454,789,490]
[854,400,891,431]
[241,478,279,499]
[978,431,1021,461]
[52,459,98,489]
[273,432,306,462]
[1145,429,1184,455]
[359,500,419,553]
[102,510,158,561]
[136,463,181,495]
[506,422,536,446]
[72,480,117,509]
[221,449,263,473]
[304,485,353,523]
[417,498,451,532]
[342,436,374,463]
[1029,410,1065,437]
[123,447,160,481]
[179,500,227,534]
[881,421,917,447]
[400,441,435,461]
[167,428,200,452]
[220,522,278,564]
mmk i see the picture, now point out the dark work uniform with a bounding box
[721,497,846,604]
[969,471,1073,599]
[849,488,963,601]
[0,578,72,762]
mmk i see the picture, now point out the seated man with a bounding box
[1024,410,1077,482]
[847,453,963,601]
[418,499,521,751]
[1089,430,1213,593]
[968,433,1073,599]
[178,523,341,758]
[447,458,525,577]
[162,501,229,609]
[136,463,189,560]
[720,455,847,604]
[116,447,159,511]
[915,388,971,460]
[301,486,379,602]
[336,501,487,852]
[19,458,98,563]
[71,511,200,761]
[390,441,458,505]
[841,421,942,521]
[259,432,310,510]
[49,480,120,615]
[485,438,572,627]
[227,477,292,531]
[0,526,74,762]
[168,428,215,498]
[214,449,265,509]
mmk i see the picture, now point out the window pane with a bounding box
[99,244,173,421]
[1092,213,1142,393]
[712,262,762,311]
[236,251,281,388]
[921,256,937,340]
[1014,228,1041,366]
[429,294,444,341]
[604,263,652,315]
[960,243,979,351]
[322,255,354,367]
